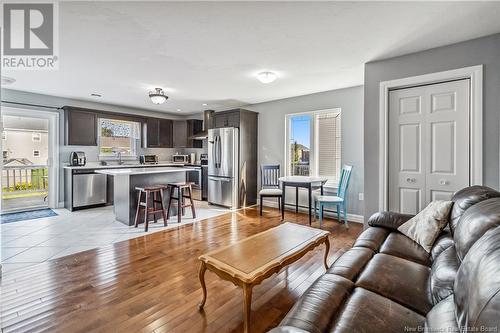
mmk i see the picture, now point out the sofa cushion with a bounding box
[326,247,374,281]
[380,232,431,266]
[329,288,425,333]
[429,245,459,304]
[453,198,500,262]
[454,226,500,331]
[367,211,415,230]
[425,295,458,333]
[449,185,500,235]
[431,230,454,260]
[352,227,390,252]
[356,253,432,315]
[279,274,354,333]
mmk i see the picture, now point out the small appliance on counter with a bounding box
[139,154,159,165]
[200,153,208,166]
[70,151,86,166]
[172,154,190,163]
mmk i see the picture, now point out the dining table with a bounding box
[279,176,328,225]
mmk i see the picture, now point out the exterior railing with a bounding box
[2,165,48,193]
[292,164,310,176]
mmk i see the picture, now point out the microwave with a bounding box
[172,154,190,163]
[139,155,158,165]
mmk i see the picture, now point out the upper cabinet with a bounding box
[187,119,203,148]
[145,118,173,148]
[64,107,98,146]
[213,110,240,128]
[172,120,188,148]
[63,105,203,149]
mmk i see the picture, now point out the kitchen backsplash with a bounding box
[60,139,207,165]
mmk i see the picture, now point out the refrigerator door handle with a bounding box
[209,176,231,182]
[217,134,222,168]
[215,135,220,168]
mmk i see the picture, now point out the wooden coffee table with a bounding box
[198,222,330,333]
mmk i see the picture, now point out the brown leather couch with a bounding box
[269,185,500,333]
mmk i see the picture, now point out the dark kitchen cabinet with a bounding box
[159,119,173,147]
[64,107,98,146]
[213,110,240,128]
[145,118,173,148]
[146,118,160,147]
[187,119,203,148]
[173,120,188,148]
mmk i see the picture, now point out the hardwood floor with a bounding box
[0,207,362,333]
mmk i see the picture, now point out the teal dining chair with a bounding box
[315,165,353,228]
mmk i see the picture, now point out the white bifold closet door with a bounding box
[388,79,470,215]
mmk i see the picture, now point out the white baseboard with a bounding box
[260,199,364,224]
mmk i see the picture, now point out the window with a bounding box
[98,118,140,158]
[286,109,341,183]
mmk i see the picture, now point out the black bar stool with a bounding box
[166,182,196,223]
[134,185,168,232]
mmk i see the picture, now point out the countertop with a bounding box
[63,161,203,170]
[95,166,196,176]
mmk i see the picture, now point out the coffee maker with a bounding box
[70,151,86,166]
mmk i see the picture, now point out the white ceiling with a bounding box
[4,1,500,114]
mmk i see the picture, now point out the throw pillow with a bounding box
[397,200,453,253]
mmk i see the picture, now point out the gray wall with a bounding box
[247,85,365,217]
[1,89,206,204]
[364,33,500,223]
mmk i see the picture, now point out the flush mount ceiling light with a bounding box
[256,71,278,84]
[149,88,168,105]
[1,76,16,85]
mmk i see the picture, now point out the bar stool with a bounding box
[134,185,168,232]
[166,182,196,223]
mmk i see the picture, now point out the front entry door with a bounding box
[388,79,470,214]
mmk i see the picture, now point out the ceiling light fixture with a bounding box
[202,103,208,106]
[256,71,278,84]
[149,88,168,105]
[1,76,16,85]
[177,109,181,112]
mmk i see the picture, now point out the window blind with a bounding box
[317,112,341,181]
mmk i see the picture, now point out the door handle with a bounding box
[406,178,416,183]
[439,179,448,185]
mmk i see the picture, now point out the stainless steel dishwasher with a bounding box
[72,169,107,208]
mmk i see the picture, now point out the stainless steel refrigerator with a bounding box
[207,127,239,209]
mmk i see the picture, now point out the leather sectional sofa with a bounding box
[269,185,500,333]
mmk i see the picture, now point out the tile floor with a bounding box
[1,202,229,273]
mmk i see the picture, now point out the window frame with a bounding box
[284,108,341,186]
[97,117,139,160]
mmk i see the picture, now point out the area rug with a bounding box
[1,208,58,224]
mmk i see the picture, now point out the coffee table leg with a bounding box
[324,237,330,270]
[243,284,253,333]
[198,261,207,310]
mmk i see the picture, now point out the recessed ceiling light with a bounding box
[202,103,208,106]
[177,109,181,112]
[1,76,16,85]
[149,88,168,105]
[256,71,278,84]
[90,93,102,97]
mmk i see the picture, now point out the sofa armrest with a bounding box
[368,211,414,230]
[267,326,310,333]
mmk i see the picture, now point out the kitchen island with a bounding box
[96,167,195,225]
